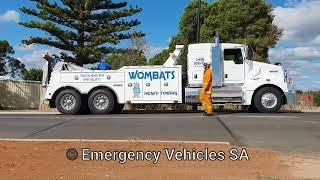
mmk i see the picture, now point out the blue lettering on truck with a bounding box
[128,70,175,81]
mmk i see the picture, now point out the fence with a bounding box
[297,93,314,107]
[0,80,43,110]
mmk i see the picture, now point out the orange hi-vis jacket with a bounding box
[202,68,213,95]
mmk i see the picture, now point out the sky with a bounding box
[0,0,320,91]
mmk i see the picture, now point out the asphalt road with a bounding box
[0,112,319,155]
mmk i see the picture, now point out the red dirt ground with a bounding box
[0,141,319,180]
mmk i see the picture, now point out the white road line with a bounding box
[0,116,204,119]
[0,117,65,120]
[0,112,59,115]
[220,115,300,118]
[279,118,320,124]
[0,138,230,145]
[0,116,61,118]
[303,120,320,124]
[221,115,320,124]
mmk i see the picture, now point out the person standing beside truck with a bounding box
[199,62,213,116]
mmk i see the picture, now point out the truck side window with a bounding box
[224,49,243,64]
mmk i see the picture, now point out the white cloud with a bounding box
[0,10,20,23]
[305,63,320,72]
[16,46,69,69]
[269,46,320,61]
[287,70,303,76]
[270,0,320,90]
[145,46,166,60]
[15,44,39,51]
[285,0,301,7]
[274,1,320,45]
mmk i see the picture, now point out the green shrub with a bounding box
[314,92,320,107]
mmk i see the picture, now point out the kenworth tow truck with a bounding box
[42,37,295,115]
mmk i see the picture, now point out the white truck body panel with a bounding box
[45,66,183,104]
[187,43,214,86]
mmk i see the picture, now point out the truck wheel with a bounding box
[111,104,124,114]
[253,87,283,113]
[88,89,115,114]
[55,89,82,115]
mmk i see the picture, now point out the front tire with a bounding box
[253,87,283,113]
[55,89,82,115]
[88,89,115,114]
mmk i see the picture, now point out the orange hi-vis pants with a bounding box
[199,68,213,113]
[199,92,213,113]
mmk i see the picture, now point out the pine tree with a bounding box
[0,40,12,76]
[0,40,26,78]
[20,0,144,65]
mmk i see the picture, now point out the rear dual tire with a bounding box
[88,89,115,115]
[55,89,82,115]
[55,89,117,115]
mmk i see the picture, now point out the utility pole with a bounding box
[196,0,201,43]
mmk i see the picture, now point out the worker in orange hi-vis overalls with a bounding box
[199,62,213,116]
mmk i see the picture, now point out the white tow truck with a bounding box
[42,37,295,115]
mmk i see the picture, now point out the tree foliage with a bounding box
[20,0,144,65]
[179,0,210,44]
[0,40,26,78]
[149,49,170,65]
[106,37,147,69]
[314,92,320,107]
[0,40,12,76]
[22,68,43,81]
[150,0,282,68]
[201,0,282,62]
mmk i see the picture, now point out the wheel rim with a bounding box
[261,93,278,109]
[60,94,76,110]
[93,94,109,110]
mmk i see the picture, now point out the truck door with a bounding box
[223,48,245,83]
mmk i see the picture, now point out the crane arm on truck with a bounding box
[163,45,184,67]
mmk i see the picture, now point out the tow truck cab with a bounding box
[185,40,295,112]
